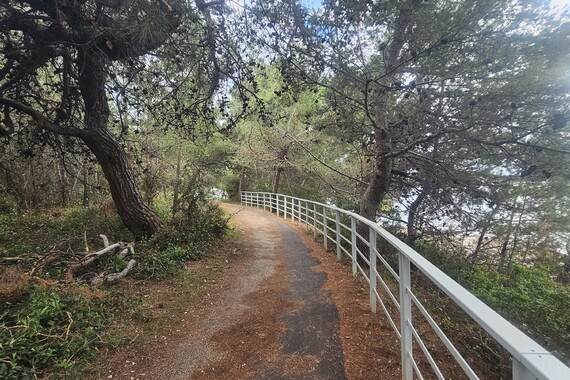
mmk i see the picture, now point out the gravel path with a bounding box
[130,203,347,380]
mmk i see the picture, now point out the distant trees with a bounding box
[232,0,570,268]
[1,0,568,267]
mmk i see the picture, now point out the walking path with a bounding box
[99,203,400,380]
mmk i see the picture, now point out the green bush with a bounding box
[460,264,570,354]
[136,202,227,280]
[411,239,570,360]
[0,287,108,379]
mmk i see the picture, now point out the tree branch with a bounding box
[0,98,88,138]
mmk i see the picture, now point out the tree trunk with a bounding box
[57,153,69,207]
[359,125,393,221]
[405,191,425,245]
[357,123,392,264]
[83,128,164,239]
[272,166,284,194]
[357,0,418,222]
[237,167,245,202]
[82,162,90,207]
[172,139,183,217]
[472,204,499,261]
[79,49,163,239]
[498,208,516,272]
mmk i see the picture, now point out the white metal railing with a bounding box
[240,191,570,380]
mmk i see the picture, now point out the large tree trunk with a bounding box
[79,49,164,239]
[83,129,164,239]
[359,126,393,221]
[357,1,418,223]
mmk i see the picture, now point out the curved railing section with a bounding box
[240,191,570,380]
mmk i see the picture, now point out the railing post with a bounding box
[291,198,295,222]
[240,192,243,206]
[399,253,413,380]
[369,227,377,313]
[284,196,288,219]
[273,193,279,216]
[351,217,357,274]
[335,209,341,260]
[313,203,317,241]
[323,206,328,250]
[512,358,536,380]
[263,193,266,211]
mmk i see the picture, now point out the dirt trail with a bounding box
[106,203,348,380]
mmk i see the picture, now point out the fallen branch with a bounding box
[0,257,26,264]
[90,259,136,287]
[118,243,134,258]
[29,252,62,276]
[99,234,109,248]
[66,242,121,282]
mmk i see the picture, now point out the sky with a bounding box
[299,0,570,12]
[300,0,321,8]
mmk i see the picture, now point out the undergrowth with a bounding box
[0,200,228,378]
[0,207,130,269]
[136,201,228,280]
[0,286,109,379]
[413,239,570,364]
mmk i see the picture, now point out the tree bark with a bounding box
[57,153,69,207]
[272,147,289,194]
[83,128,164,239]
[405,191,426,245]
[357,1,419,223]
[79,49,163,239]
[272,166,284,194]
[82,162,90,207]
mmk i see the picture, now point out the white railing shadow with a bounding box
[241,191,570,380]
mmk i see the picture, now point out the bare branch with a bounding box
[0,98,88,138]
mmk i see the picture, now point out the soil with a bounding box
[90,203,478,380]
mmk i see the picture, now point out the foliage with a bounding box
[460,264,570,356]
[237,0,570,272]
[0,287,109,379]
[413,238,570,360]
[137,201,228,280]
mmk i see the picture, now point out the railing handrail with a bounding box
[240,191,570,380]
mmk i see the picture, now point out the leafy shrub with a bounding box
[411,239,570,361]
[460,264,570,355]
[0,287,108,379]
[136,202,227,280]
